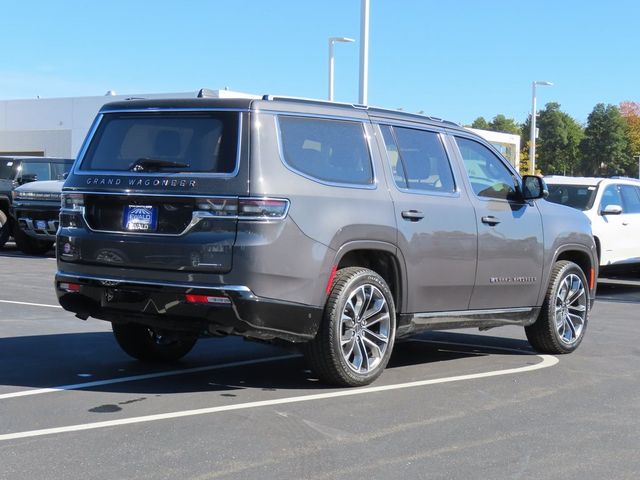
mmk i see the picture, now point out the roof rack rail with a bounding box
[260,95,459,127]
[261,94,369,110]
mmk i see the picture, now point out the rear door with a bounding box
[377,124,477,313]
[450,135,544,310]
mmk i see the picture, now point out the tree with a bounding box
[522,103,584,175]
[488,114,521,135]
[580,104,631,176]
[619,101,640,176]
[471,117,490,130]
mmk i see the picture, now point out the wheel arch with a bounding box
[332,241,407,314]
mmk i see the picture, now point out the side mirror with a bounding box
[521,175,548,200]
[18,173,38,185]
[601,204,623,215]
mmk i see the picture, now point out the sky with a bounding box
[1,0,638,126]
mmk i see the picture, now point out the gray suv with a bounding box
[56,95,598,386]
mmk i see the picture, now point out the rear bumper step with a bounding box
[55,272,322,342]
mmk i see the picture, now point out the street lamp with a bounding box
[529,80,553,175]
[328,36,355,101]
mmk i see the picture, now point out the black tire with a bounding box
[526,260,589,354]
[112,322,197,362]
[13,225,53,255]
[304,267,396,387]
[0,209,11,248]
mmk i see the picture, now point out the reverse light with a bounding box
[185,294,231,305]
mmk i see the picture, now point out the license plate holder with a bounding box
[123,205,158,232]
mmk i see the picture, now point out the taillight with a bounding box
[195,197,238,216]
[238,198,289,220]
[61,193,84,211]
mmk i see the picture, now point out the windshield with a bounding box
[546,184,598,211]
[80,112,239,173]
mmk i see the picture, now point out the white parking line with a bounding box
[0,352,558,442]
[0,354,300,400]
[0,299,62,309]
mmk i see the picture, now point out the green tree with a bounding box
[521,103,584,175]
[471,117,490,130]
[580,103,631,176]
[488,114,521,135]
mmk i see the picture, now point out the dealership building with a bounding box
[0,91,520,169]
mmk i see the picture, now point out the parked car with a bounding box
[55,95,598,387]
[545,176,640,269]
[0,156,73,248]
[11,180,64,255]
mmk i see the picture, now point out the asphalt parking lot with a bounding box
[1,244,639,480]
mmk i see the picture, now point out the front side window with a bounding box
[278,116,373,185]
[20,162,51,181]
[599,185,623,212]
[81,112,239,173]
[381,125,455,193]
[456,137,518,201]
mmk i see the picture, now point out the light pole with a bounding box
[359,0,370,105]
[328,37,354,101]
[529,80,553,175]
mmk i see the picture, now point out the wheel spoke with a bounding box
[342,336,356,359]
[363,310,389,328]
[362,297,384,322]
[363,327,388,344]
[358,336,370,372]
[568,304,586,312]
[361,334,383,360]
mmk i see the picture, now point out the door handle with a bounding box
[401,210,425,222]
[481,215,501,226]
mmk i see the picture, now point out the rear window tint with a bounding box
[278,116,373,185]
[80,112,239,173]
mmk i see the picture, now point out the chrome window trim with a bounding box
[74,110,244,178]
[377,124,460,198]
[272,114,378,190]
[56,272,253,293]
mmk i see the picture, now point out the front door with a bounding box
[377,124,477,313]
[451,135,544,310]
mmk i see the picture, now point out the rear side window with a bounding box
[619,184,640,213]
[381,125,455,193]
[278,116,373,185]
[81,112,239,173]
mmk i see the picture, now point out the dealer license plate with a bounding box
[35,220,47,230]
[123,205,157,232]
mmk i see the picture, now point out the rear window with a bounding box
[80,112,239,173]
[547,184,598,211]
[278,116,373,186]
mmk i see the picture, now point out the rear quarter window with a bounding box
[80,112,239,174]
[278,116,373,186]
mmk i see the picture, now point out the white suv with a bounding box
[545,176,640,269]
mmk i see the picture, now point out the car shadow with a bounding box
[0,330,538,396]
[0,242,55,259]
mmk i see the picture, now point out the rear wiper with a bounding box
[129,158,190,172]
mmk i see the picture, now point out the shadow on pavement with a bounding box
[0,330,536,395]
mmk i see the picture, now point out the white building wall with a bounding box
[0,89,257,158]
